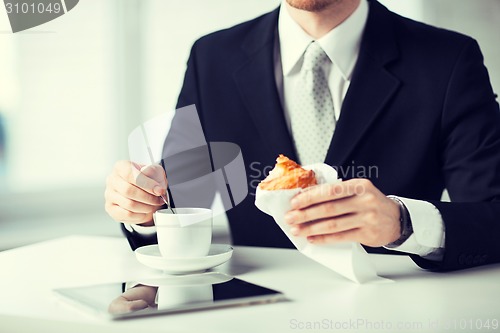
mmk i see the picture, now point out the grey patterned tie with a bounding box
[289,41,335,165]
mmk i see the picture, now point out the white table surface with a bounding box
[1,235,499,333]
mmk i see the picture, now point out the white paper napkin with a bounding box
[255,163,390,284]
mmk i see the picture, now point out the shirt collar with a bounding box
[278,0,369,80]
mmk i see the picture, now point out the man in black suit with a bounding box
[105,0,500,271]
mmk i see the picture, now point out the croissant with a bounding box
[258,155,317,190]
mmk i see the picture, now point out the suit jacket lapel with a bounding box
[325,0,401,168]
[233,8,298,162]
[233,1,402,168]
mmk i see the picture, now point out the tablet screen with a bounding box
[53,273,285,319]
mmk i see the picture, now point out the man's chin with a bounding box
[286,0,338,12]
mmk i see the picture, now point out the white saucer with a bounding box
[135,244,233,274]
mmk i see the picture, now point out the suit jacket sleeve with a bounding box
[411,39,500,271]
[120,223,158,251]
[176,42,201,110]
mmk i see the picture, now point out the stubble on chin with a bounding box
[286,0,339,12]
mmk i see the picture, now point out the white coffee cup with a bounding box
[154,208,212,258]
[156,284,214,310]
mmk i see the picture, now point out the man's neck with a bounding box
[285,0,361,39]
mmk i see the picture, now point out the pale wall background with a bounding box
[0,0,499,250]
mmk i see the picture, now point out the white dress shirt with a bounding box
[131,0,446,261]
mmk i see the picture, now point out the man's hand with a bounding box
[284,179,401,247]
[108,285,158,314]
[104,160,167,225]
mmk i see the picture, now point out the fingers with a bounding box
[306,228,362,245]
[108,297,149,314]
[285,178,403,247]
[107,173,163,206]
[105,187,161,214]
[140,164,168,195]
[114,160,166,196]
[105,160,167,224]
[285,196,359,225]
[291,179,371,210]
[104,202,151,224]
[123,299,150,311]
[122,286,158,306]
[290,213,362,238]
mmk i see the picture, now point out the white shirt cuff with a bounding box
[384,197,446,259]
[123,223,157,236]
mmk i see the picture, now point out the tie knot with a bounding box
[302,42,329,71]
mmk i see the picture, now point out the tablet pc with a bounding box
[53,272,285,320]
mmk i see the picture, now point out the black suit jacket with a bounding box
[122,0,500,271]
